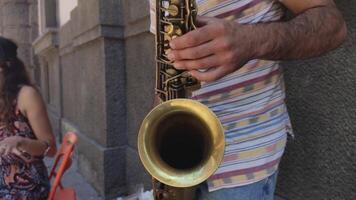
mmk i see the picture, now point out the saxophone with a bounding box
[138,1,225,199]
[155,0,199,101]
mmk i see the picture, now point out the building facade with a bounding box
[0,0,355,200]
[32,0,131,199]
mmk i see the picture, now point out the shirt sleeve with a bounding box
[149,0,156,34]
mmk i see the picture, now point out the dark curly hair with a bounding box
[0,36,31,127]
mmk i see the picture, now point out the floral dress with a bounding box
[0,107,50,200]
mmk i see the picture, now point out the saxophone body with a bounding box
[138,1,225,199]
[155,0,199,101]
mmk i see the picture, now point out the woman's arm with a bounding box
[16,86,57,157]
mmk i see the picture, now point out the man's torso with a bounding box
[150,0,292,192]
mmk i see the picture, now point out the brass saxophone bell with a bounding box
[138,99,225,188]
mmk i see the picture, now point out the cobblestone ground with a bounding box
[45,157,103,200]
[45,157,286,200]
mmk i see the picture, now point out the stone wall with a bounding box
[276,1,356,200]
[0,0,38,76]
[122,0,155,193]
[58,0,126,198]
[33,0,128,199]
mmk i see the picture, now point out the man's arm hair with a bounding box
[252,5,347,60]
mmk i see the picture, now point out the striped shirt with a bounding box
[149,0,293,192]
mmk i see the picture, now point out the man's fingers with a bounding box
[169,24,217,50]
[168,40,217,61]
[173,55,220,70]
[190,65,233,82]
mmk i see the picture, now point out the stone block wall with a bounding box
[0,0,34,71]
[122,0,155,193]
[276,1,356,199]
[57,0,126,199]
[33,0,128,199]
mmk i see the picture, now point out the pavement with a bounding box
[45,157,286,200]
[45,156,103,200]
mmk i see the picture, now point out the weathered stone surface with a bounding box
[103,145,127,199]
[276,1,356,199]
[71,126,126,199]
[1,0,128,199]
[103,38,127,148]
[58,18,74,50]
[15,43,32,64]
[32,29,61,140]
[1,1,29,26]
[0,0,32,66]
[61,39,107,146]
[99,0,124,26]
[2,27,30,45]
[124,17,150,39]
[125,147,152,193]
[76,130,106,195]
[123,0,150,24]
[0,5,2,35]
[60,119,109,198]
[47,53,60,109]
[47,104,61,140]
[75,0,100,36]
[125,33,155,149]
[57,1,127,198]
[32,30,58,55]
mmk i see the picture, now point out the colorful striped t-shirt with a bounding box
[149,0,293,192]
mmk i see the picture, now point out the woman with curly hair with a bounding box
[0,36,57,200]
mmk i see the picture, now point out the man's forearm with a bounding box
[252,6,347,60]
[167,4,347,81]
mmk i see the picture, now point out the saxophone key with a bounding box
[167,5,179,17]
[166,68,178,77]
[170,0,180,5]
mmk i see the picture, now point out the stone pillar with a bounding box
[57,0,127,198]
[122,0,155,193]
[0,0,39,80]
[33,30,61,140]
[0,2,2,34]
[0,0,31,65]
[28,0,39,82]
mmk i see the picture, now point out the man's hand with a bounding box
[168,16,254,82]
[167,0,346,82]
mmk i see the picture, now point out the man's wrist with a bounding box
[233,23,271,61]
[247,23,276,60]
